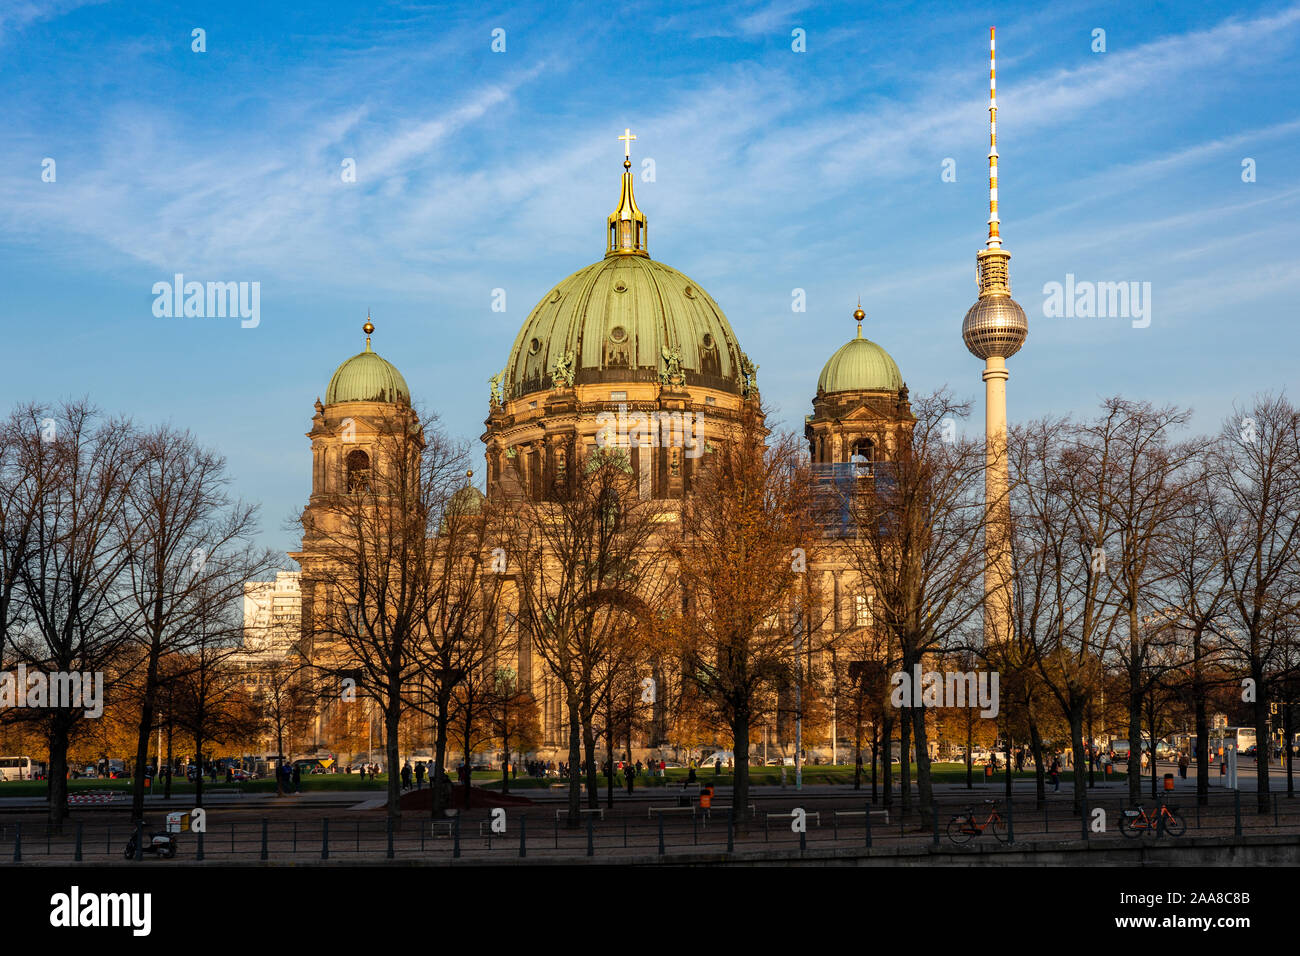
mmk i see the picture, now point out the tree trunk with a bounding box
[192,733,205,809]
[565,692,582,827]
[870,720,878,803]
[501,721,511,795]
[130,652,160,821]
[605,713,615,810]
[853,704,863,791]
[385,698,401,823]
[1029,717,1045,808]
[732,708,751,824]
[1003,733,1013,803]
[910,704,933,826]
[1069,705,1086,814]
[899,703,911,814]
[582,717,599,810]
[432,695,450,817]
[881,711,893,808]
[1127,660,1142,805]
[47,719,72,828]
[1253,670,1270,814]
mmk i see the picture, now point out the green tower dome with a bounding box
[502,147,748,400]
[816,308,904,394]
[326,318,411,405]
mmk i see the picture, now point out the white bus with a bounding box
[0,756,35,781]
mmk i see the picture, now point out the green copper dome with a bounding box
[504,255,746,399]
[502,151,750,400]
[817,317,904,394]
[326,325,410,405]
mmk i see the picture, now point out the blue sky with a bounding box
[2,0,1298,561]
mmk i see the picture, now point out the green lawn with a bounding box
[481,762,1126,788]
[0,762,1124,797]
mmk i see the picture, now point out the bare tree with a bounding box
[503,446,669,825]
[299,407,477,822]
[1010,416,1118,813]
[843,391,988,825]
[1211,394,1300,813]
[10,401,141,827]
[1079,398,1197,804]
[1162,460,1232,805]
[119,425,276,819]
[669,402,821,823]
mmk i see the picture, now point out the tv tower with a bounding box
[962,26,1028,643]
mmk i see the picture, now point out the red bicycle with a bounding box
[947,800,1005,844]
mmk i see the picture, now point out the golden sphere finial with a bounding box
[363,320,375,336]
[853,307,865,322]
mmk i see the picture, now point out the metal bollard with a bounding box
[197,828,205,861]
[261,819,268,861]
[135,820,144,861]
[931,808,939,846]
[1234,789,1242,838]
[1080,795,1088,841]
[386,816,394,859]
[727,807,734,853]
[658,813,665,855]
[13,822,20,862]
[865,803,872,848]
[520,814,527,858]
[586,815,594,857]
[1006,800,1015,844]
[1156,804,1165,839]
[322,818,329,860]
[453,814,460,859]
[75,822,83,862]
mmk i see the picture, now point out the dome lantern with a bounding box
[607,128,648,257]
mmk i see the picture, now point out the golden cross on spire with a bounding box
[619,127,636,162]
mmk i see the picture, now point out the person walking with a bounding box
[626,760,636,794]
[416,762,426,790]
[1178,751,1189,780]
[1049,755,1061,792]
[292,763,302,794]
[401,761,413,791]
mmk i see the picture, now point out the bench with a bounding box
[833,808,890,825]
[701,803,755,823]
[555,807,605,821]
[765,809,820,827]
[648,806,696,819]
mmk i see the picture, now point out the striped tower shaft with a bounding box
[983,25,1012,644]
[987,26,1000,248]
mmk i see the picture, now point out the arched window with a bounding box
[346,450,371,492]
[850,438,874,477]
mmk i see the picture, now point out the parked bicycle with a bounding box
[947,799,1006,845]
[1120,803,1185,838]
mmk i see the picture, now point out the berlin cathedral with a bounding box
[287,134,919,754]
